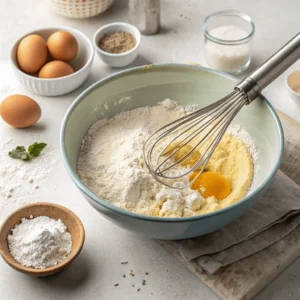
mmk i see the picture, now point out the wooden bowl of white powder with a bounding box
[0,202,85,276]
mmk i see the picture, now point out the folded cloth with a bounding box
[177,170,300,274]
[277,111,300,186]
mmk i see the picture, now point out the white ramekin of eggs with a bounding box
[10,26,94,96]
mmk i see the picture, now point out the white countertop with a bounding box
[1,1,300,299]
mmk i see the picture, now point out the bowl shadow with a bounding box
[109,55,152,71]
[36,250,93,289]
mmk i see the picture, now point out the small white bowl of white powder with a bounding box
[0,202,85,276]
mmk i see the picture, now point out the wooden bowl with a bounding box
[0,202,85,277]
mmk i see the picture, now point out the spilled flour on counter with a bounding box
[0,138,58,213]
[77,99,259,217]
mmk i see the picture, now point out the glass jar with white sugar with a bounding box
[203,10,255,75]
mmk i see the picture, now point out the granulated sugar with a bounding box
[204,25,251,72]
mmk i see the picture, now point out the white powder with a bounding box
[77,99,203,217]
[114,95,132,105]
[8,216,72,269]
[228,124,260,175]
[77,99,259,217]
[204,25,251,72]
[0,84,14,95]
[0,76,57,220]
[0,138,58,217]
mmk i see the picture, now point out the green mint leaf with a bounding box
[15,146,26,152]
[21,153,31,161]
[28,142,47,158]
[8,146,29,161]
[8,142,47,161]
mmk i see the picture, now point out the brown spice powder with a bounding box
[99,31,136,54]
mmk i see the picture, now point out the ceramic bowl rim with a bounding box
[92,22,141,58]
[60,63,284,223]
[285,69,300,97]
[10,26,95,82]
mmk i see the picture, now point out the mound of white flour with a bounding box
[77,99,257,217]
[8,216,72,269]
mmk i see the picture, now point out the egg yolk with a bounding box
[190,171,231,200]
[162,143,231,200]
[163,144,201,167]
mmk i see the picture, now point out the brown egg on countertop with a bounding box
[0,95,41,128]
[17,34,48,74]
[38,60,74,79]
[47,31,78,62]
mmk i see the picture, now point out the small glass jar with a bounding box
[203,10,255,75]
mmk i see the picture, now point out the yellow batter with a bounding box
[184,133,254,216]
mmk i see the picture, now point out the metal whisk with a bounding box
[144,33,300,188]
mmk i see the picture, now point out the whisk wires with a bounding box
[143,89,248,189]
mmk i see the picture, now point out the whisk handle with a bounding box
[236,32,300,102]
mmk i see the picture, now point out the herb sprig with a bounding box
[8,142,47,161]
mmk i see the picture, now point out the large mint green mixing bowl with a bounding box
[60,64,283,240]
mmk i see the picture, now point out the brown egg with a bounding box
[17,34,47,74]
[0,95,41,128]
[38,60,74,78]
[47,31,78,61]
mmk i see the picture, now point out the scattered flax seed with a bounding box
[142,280,146,285]
[123,274,126,278]
[137,288,140,292]
[145,272,149,275]
[114,283,119,287]
[121,261,128,264]
[129,272,135,277]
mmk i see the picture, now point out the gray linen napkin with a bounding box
[179,171,300,274]
[174,110,300,275]
[178,171,300,274]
